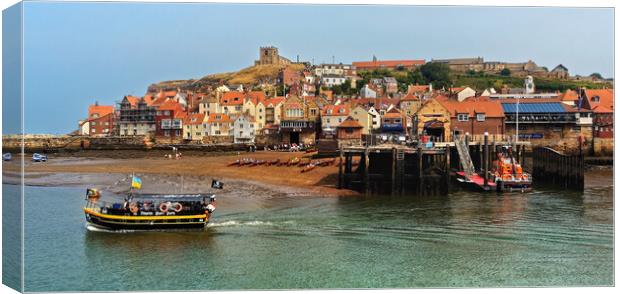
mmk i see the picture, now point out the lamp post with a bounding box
[515,88,522,144]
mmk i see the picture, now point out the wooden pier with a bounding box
[532,147,584,190]
[338,134,534,196]
[338,145,450,196]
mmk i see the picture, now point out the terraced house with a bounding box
[183,113,207,141]
[279,95,320,145]
[118,95,156,136]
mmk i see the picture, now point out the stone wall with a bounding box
[2,135,150,153]
[593,138,614,156]
[255,134,281,147]
[201,136,234,145]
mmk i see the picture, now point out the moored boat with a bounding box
[32,153,48,162]
[491,146,532,192]
[2,153,12,161]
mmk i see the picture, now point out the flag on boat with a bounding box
[131,176,142,189]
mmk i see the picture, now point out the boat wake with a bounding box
[207,220,293,228]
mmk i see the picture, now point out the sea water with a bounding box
[7,170,614,291]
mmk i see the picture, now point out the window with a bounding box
[91,122,97,126]
[457,114,469,121]
[592,95,600,102]
[164,111,170,116]
[91,128,96,133]
[476,113,486,121]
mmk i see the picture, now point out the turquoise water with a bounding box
[14,174,614,291]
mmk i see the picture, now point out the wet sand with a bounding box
[2,151,358,197]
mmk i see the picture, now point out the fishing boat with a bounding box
[32,153,48,162]
[267,159,280,166]
[83,177,222,231]
[288,157,300,166]
[301,163,316,173]
[297,159,310,167]
[2,153,11,161]
[227,159,240,166]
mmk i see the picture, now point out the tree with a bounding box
[500,68,511,77]
[590,72,604,80]
[419,62,452,89]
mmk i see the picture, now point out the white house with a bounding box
[367,106,381,129]
[321,105,350,133]
[233,114,256,144]
[360,84,378,98]
[321,75,346,87]
[452,86,476,102]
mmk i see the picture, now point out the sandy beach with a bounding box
[2,150,358,197]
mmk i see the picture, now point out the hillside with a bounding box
[148,63,306,92]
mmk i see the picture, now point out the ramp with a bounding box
[454,137,475,178]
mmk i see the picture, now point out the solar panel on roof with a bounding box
[501,103,566,113]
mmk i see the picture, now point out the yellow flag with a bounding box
[131,176,142,189]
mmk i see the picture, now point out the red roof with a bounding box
[408,85,430,93]
[322,105,350,116]
[401,92,419,102]
[125,95,141,107]
[184,113,206,125]
[584,89,613,113]
[221,91,245,105]
[88,105,114,118]
[143,94,155,106]
[353,59,425,69]
[437,96,504,117]
[245,91,267,104]
[261,97,285,106]
[158,99,183,111]
[561,89,579,102]
[338,117,363,128]
[207,113,232,123]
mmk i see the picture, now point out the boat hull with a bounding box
[84,208,208,231]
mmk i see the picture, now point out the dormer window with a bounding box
[592,95,600,102]
[457,113,469,121]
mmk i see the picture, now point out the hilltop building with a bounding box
[255,46,291,66]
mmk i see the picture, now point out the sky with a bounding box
[9,2,616,134]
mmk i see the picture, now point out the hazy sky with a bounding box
[14,2,615,134]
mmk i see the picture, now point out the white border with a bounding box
[0,1,617,294]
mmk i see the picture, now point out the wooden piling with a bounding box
[364,148,370,195]
[391,148,397,195]
[338,149,343,189]
[483,132,489,188]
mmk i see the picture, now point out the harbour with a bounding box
[9,166,613,291]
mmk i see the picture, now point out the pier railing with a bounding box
[532,147,584,190]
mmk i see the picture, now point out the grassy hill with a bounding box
[148,63,306,92]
